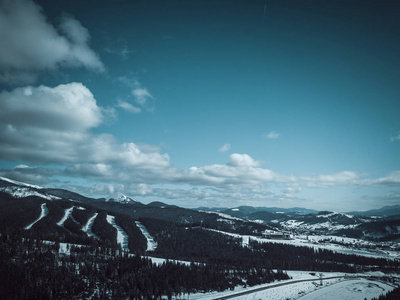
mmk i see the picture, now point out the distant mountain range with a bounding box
[348,205,400,217]
[0,176,399,243]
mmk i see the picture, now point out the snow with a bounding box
[135,221,158,252]
[57,207,74,227]
[0,186,60,200]
[188,272,396,300]
[199,228,400,260]
[83,213,100,240]
[198,210,244,221]
[296,279,394,300]
[0,176,42,189]
[106,192,137,203]
[146,256,196,266]
[25,203,48,230]
[106,215,129,250]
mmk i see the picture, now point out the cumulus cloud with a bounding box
[0,164,61,184]
[0,83,170,168]
[266,131,280,139]
[228,153,260,167]
[219,143,231,153]
[0,0,104,84]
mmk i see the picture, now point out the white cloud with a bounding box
[219,143,231,153]
[266,131,280,139]
[0,0,104,84]
[369,171,400,186]
[132,82,153,106]
[284,183,302,194]
[104,38,131,60]
[302,171,400,188]
[116,77,154,113]
[0,83,102,131]
[391,132,400,142]
[117,100,141,114]
[0,83,170,169]
[228,153,260,167]
[303,171,361,188]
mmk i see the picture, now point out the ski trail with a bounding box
[106,215,129,250]
[57,207,74,227]
[25,203,48,230]
[135,221,157,251]
[83,213,99,240]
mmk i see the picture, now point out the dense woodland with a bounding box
[140,217,399,273]
[1,190,399,299]
[372,286,400,300]
[0,231,289,299]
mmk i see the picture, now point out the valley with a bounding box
[0,177,399,299]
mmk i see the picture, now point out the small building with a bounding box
[264,231,291,239]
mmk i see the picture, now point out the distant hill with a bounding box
[0,176,399,242]
[347,205,400,217]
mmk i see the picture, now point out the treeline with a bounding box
[371,286,400,300]
[0,231,288,299]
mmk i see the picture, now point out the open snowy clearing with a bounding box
[201,228,399,260]
[297,278,394,300]
[188,272,396,300]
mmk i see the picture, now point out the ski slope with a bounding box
[136,221,157,251]
[25,203,48,230]
[106,215,129,250]
[83,213,99,240]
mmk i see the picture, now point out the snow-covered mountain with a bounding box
[0,176,399,242]
[106,192,138,204]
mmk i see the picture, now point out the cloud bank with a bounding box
[0,0,104,84]
[0,83,169,168]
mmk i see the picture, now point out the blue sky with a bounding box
[0,0,399,211]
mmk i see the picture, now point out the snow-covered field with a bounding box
[188,271,396,300]
[297,279,394,300]
[0,186,60,200]
[200,228,400,260]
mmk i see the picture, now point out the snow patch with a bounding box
[57,207,75,227]
[107,192,137,204]
[0,186,60,200]
[83,213,100,240]
[106,215,129,250]
[136,221,157,252]
[0,176,42,189]
[25,203,48,230]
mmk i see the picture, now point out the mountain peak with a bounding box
[107,192,137,204]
